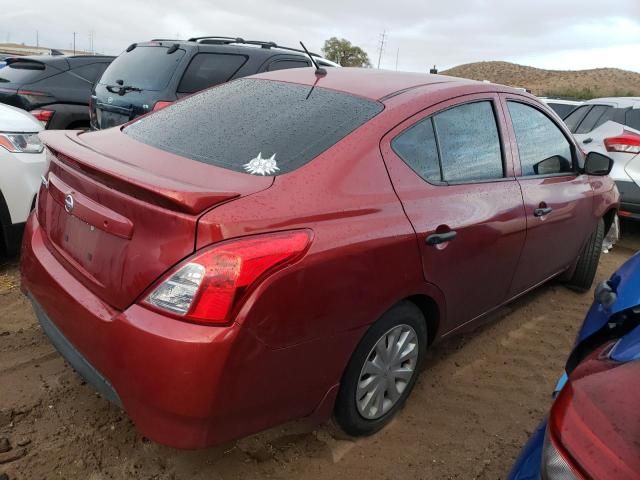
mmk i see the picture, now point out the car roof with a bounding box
[584,97,640,108]
[251,67,524,101]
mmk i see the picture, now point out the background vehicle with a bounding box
[0,55,114,130]
[509,252,640,480]
[564,97,640,219]
[90,36,340,129]
[540,97,582,118]
[0,103,46,256]
[22,68,617,449]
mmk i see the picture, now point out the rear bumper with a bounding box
[20,213,339,448]
[30,297,122,407]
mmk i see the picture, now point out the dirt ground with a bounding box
[1,223,639,480]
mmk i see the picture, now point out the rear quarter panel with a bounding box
[196,114,444,350]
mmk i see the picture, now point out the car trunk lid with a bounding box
[37,128,273,310]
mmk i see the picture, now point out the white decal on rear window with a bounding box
[243,152,279,175]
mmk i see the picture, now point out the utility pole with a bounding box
[395,47,399,71]
[376,30,386,69]
[73,32,76,55]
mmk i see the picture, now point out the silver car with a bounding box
[564,97,640,220]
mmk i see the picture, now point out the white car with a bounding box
[539,98,583,119]
[0,104,46,255]
[563,97,640,220]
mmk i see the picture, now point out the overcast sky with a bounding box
[2,0,640,72]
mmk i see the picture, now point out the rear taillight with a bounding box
[30,109,54,128]
[604,131,640,154]
[542,354,640,480]
[141,230,312,325]
[152,101,173,111]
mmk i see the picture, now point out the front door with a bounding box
[501,96,595,296]
[381,94,527,333]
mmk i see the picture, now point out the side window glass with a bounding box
[575,105,611,134]
[72,63,108,83]
[177,53,247,94]
[391,118,441,182]
[508,102,573,176]
[433,101,504,182]
[563,105,591,133]
[626,109,640,131]
[267,60,310,71]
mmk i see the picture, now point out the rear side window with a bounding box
[99,46,185,91]
[392,101,503,184]
[546,103,577,119]
[626,109,640,131]
[267,60,310,71]
[435,102,503,182]
[575,105,613,134]
[71,63,109,83]
[564,105,591,133]
[392,118,441,182]
[177,53,247,94]
[508,102,573,176]
[125,79,383,175]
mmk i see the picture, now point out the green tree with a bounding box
[321,37,371,68]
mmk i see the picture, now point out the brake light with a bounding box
[30,109,54,128]
[142,230,312,325]
[152,101,173,111]
[604,131,640,154]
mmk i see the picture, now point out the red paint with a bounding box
[21,69,619,448]
[547,347,640,479]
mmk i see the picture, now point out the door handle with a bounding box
[583,138,593,144]
[426,231,457,245]
[534,207,553,217]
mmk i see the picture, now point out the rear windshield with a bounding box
[0,62,52,84]
[124,79,383,175]
[99,46,185,91]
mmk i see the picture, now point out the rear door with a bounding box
[501,96,594,296]
[381,94,527,332]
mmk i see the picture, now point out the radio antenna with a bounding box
[299,41,327,76]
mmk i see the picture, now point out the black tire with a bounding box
[334,301,427,437]
[566,218,605,292]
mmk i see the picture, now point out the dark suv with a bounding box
[0,55,115,129]
[90,36,339,129]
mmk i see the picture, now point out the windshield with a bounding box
[99,46,185,91]
[124,78,384,175]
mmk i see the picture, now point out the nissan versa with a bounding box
[21,67,619,448]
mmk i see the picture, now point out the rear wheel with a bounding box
[566,219,604,292]
[334,301,427,436]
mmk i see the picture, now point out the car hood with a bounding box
[576,251,640,343]
[0,104,43,132]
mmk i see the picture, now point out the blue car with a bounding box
[509,251,640,480]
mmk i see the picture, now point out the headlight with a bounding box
[0,132,44,153]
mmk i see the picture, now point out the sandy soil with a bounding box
[1,223,639,480]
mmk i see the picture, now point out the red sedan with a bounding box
[21,67,619,448]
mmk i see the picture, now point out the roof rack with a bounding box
[150,38,182,42]
[186,36,323,57]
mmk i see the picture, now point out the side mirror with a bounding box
[584,151,614,176]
